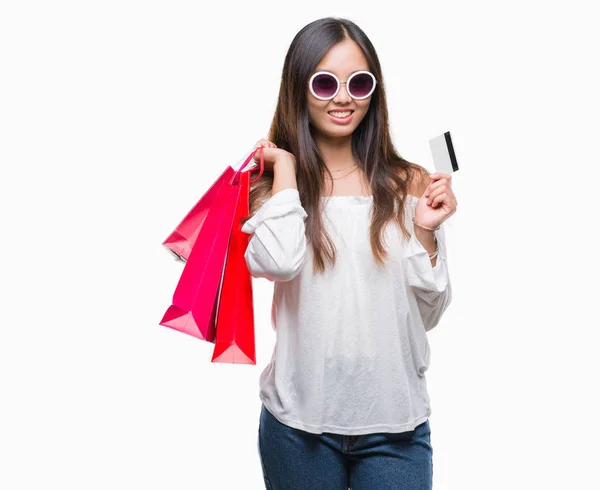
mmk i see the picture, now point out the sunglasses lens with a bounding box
[312,73,338,99]
[349,73,374,98]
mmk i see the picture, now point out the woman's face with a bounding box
[306,40,373,141]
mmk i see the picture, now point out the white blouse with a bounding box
[241,188,452,436]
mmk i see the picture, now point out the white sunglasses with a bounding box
[308,70,377,101]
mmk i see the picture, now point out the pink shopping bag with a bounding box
[162,166,234,262]
[160,147,264,342]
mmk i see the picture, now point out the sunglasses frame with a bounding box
[308,70,377,101]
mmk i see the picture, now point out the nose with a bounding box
[332,82,352,103]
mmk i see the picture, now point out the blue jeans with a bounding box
[257,403,433,490]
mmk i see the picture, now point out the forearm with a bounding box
[407,223,451,331]
[272,156,298,195]
[414,227,438,267]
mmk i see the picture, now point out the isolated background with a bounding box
[1,1,598,488]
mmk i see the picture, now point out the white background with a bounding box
[1,1,599,489]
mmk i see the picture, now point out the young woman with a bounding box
[240,17,457,490]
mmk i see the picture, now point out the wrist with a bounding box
[273,154,296,172]
[272,155,298,194]
[412,216,440,232]
[414,227,438,256]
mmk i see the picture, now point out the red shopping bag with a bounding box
[211,168,256,364]
[162,166,234,262]
[160,147,264,342]
[162,147,262,262]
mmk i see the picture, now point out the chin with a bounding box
[320,121,358,136]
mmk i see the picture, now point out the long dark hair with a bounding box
[245,17,429,274]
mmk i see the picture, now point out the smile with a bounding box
[328,110,354,117]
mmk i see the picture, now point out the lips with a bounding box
[327,110,354,125]
[328,110,354,117]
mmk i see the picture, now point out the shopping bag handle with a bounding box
[233,145,264,185]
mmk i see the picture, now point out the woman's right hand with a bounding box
[252,138,296,173]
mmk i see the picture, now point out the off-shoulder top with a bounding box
[241,189,452,435]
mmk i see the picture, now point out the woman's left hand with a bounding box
[414,173,458,229]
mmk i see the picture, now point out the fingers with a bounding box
[430,172,451,181]
[425,173,452,198]
[253,138,278,165]
[426,182,452,206]
[255,138,277,149]
[429,191,447,208]
[426,185,442,206]
[427,184,458,210]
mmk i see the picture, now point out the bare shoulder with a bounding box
[406,164,432,199]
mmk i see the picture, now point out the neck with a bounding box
[314,133,356,172]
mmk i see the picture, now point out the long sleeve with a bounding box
[405,220,452,332]
[241,188,308,282]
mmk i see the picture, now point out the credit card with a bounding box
[429,131,459,173]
